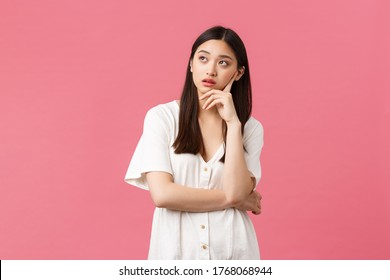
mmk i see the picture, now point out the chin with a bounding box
[200,87,215,93]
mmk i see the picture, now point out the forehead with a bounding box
[195,39,236,58]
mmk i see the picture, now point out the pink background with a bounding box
[1,0,389,259]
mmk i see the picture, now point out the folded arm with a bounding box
[146,171,261,214]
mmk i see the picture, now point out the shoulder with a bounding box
[145,100,178,124]
[242,116,264,150]
[244,116,264,137]
[146,100,178,117]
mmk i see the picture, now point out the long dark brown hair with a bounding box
[172,26,252,162]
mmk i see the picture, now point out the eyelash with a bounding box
[219,60,228,66]
[199,56,229,66]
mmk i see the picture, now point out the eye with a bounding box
[219,60,229,66]
[199,56,207,62]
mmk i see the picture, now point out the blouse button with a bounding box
[200,225,205,229]
[204,167,208,172]
[202,244,208,250]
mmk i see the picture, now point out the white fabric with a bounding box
[124,100,264,259]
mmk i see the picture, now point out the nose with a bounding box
[206,64,217,77]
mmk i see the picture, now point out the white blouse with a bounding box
[124,100,264,260]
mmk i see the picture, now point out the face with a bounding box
[190,39,244,94]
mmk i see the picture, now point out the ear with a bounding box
[235,66,245,81]
[189,59,193,72]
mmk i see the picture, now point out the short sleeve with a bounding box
[243,119,264,187]
[124,107,173,190]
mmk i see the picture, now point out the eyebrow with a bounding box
[197,50,234,60]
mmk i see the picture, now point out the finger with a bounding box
[199,89,221,100]
[202,92,224,109]
[202,93,218,109]
[252,202,261,215]
[204,98,223,110]
[223,71,238,93]
[224,72,237,92]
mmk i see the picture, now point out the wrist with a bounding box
[226,117,241,128]
[222,192,235,208]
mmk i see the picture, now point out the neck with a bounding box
[198,100,221,121]
[197,91,221,121]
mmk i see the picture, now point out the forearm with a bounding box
[146,172,231,212]
[223,120,254,204]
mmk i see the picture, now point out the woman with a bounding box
[124,26,264,259]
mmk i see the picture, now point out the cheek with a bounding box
[221,71,235,84]
[192,72,200,83]
[191,72,202,88]
[192,68,204,82]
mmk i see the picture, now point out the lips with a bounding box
[202,78,216,85]
[202,78,216,84]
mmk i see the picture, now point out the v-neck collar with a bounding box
[199,143,224,165]
[174,100,224,164]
